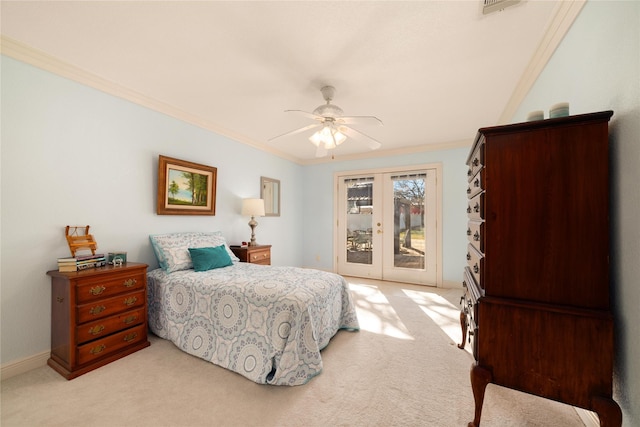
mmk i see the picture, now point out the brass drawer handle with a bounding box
[473,231,480,241]
[124,296,137,306]
[474,178,480,188]
[123,315,137,325]
[474,203,480,213]
[89,325,105,335]
[89,344,106,355]
[467,228,471,236]
[89,285,106,296]
[263,254,267,258]
[473,264,479,274]
[89,305,106,316]
[466,252,471,261]
[123,332,138,342]
[123,278,137,288]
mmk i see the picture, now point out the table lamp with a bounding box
[241,198,265,246]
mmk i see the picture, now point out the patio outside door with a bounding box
[335,165,440,286]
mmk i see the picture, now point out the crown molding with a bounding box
[498,0,586,124]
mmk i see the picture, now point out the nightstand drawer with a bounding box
[230,245,271,265]
[249,248,270,264]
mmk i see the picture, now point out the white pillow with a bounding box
[149,231,239,273]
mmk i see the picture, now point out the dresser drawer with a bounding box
[76,308,145,344]
[76,324,147,366]
[466,220,484,252]
[466,244,483,288]
[467,170,483,199]
[467,193,484,220]
[76,270,145,304]
[76,290,145,324]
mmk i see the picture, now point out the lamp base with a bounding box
[248,216,258,247]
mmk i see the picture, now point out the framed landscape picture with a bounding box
[157,155,217,215]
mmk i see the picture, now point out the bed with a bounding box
[147,232,359,386]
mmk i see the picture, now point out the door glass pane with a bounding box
[392,174,425,269]
[345,178,374,265]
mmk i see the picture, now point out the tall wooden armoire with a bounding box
[459,111,622,427]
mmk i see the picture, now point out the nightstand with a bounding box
[230,245,271,265]
[46,262,150,379]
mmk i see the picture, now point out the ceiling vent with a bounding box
[483,0,521,14]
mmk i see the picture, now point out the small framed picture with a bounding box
[157,155,217,215]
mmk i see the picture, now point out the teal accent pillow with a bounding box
[188,245,233,272]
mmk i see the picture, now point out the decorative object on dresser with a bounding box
[65,225,98,257]
[47,262,150,379]
[230,244,271,265]
[156,155,217,215]
[459,111,622,427]
[241,198,266,246]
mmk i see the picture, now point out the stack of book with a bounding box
[57,257,78,272]
[57,253,107,272]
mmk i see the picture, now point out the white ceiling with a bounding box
[1,1,579,163]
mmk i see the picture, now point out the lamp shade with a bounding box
[241,198,265,216]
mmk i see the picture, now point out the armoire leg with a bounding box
[468,362,492,427]
[592,396,622,427]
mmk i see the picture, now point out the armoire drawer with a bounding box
[467,193,484,220]
[467,220,484,252]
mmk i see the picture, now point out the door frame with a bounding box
[333,163,443,287]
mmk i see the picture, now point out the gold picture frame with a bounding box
[157,155,217,215]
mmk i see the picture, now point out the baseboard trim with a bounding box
[575,407,599,427]
[1,351,49,381]
[442,279,463,289]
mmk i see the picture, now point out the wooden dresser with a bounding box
[47,262,150,379]
[230,244,271,265]
[459,111,622,426]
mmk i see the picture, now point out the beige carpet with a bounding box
[1,278,585,427]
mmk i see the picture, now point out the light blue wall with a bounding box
[0,56,304,364]
[513,2,639,425]
[301,147,470,285]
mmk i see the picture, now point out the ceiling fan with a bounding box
[269,86,383,158]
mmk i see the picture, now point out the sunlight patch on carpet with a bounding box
[402,289,471,354]
[348,283,414,340]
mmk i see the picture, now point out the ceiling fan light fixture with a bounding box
[309,126,346,149]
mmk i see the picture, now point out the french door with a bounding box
[335,164,441,286]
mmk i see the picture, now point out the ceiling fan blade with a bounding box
[315,144,328,158]
[284,109,325,122]
[268,123,322,142]
[337,115,383,126]
[340,126,382,150]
